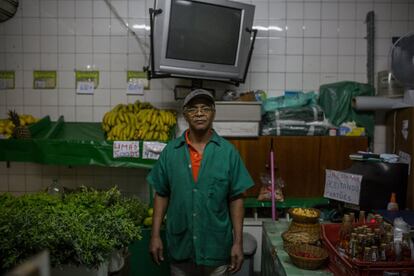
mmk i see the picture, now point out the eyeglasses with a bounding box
[184,106,215,116]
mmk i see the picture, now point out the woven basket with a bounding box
[288,221,320,236]
[288,208,320,224]
[287,244,328,270]
[282,230,320,251]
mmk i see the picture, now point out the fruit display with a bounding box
[0,111,38,139]
[102,101,177,142]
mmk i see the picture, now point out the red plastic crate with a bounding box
[321,223,414,276]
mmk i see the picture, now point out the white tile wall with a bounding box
[0,0,412,196]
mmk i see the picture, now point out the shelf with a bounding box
[0,116,159,169]
[244,197,329,209]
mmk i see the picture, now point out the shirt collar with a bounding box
[174,129,221,148]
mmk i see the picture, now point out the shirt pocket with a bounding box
[207,176,229,213]
[167,215,192,260]
[205,227,232,260]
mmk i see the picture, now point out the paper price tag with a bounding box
[77,81,94,94]
[127,79,144,95]
[324,169,362,205]
[0,79,6,89]
[143,142,167,160]
[34,80,47,89]
[113,141,140,158]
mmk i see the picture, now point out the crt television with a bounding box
[152,0,255,83]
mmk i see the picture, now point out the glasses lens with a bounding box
[186,106,213,115]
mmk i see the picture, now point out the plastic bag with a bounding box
[261,120,331,136]
[262,91,318,113]
[318,81,375,138]
[257,172,285,202]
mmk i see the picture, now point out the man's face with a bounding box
[183,97,215,132]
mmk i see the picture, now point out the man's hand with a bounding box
[149,236,164,265]
[228,243,244,273]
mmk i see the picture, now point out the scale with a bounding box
[390,32,414,106]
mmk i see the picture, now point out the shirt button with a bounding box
[193,213,197,217]
[188,164,192,168]
[193,189,197,192]
[193,235,197,240]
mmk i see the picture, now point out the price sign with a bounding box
[77,81,94,94]
[113,141,140,158]
[143,141,167,160]
[324,169,362,205]
[0,71,15,89]
[126,71,148,95]
[127,79,144,95]
[33,71,57,89]
[76,71,99,94]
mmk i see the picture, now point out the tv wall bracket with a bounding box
[144,8,258,87]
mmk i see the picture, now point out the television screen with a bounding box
[152,0,255,83]
[167,0,241,65]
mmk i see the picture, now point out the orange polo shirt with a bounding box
[185,130,202,183]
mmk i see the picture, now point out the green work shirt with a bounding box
[146,130,254,266]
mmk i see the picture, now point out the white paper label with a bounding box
[77,81,94,94]
[143,141,167,160]
[324,169,362,205]
[113,141,140,158]
[127,79,144,95]
[0,79,13,89]
[34,80,47,89]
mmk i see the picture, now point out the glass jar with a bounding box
[339,214,353,252]
[380,243,387,261]
[385,233,396,261]
[363,247,372,261]
[371,246,379,262]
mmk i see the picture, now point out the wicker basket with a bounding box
[282,230,320,251]
[288,221,320,236]
[287,244,328,270]
[288,208,320,223]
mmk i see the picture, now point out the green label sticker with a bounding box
[75,71,99,89]
[127,71,149,95]
[33,71,57,89]
[0,71,15,89]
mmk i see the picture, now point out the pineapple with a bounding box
[8,110,31,139]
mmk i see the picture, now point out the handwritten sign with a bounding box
[324,169,362,205]
[113,141,140,158]
[143,141,167,160]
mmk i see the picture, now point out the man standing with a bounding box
[147,89,254,276]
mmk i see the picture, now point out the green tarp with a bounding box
[0,116,157,169]
[318,81,375,138]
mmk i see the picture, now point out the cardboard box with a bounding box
[386,107,414,209]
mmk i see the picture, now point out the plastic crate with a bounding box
[321,223,414,276]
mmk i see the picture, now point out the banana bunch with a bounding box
[0,114,38,138]
[102,100,177,142]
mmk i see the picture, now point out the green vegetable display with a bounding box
[0,186,148,271]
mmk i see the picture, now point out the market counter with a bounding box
[261,220,332,276]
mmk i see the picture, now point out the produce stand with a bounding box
[0,116,157,169]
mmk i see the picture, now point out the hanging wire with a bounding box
[103,0,149,65]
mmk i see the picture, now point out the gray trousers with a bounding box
[170,262,229,276]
